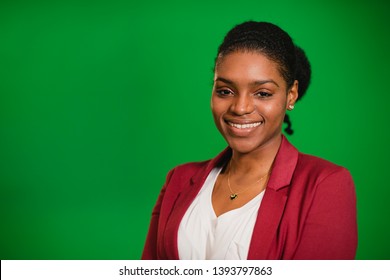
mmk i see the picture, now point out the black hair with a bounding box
[215,21,311,135]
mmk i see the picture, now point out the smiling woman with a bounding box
[142,21,357,260]
[211,51,295,155]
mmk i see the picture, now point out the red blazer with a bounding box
[142,136,357,259]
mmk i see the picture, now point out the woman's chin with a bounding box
[226,139,261,155]
[225,133,282,155]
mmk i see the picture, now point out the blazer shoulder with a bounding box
[166,159,212,186]
[171,159,210,176]
[168,147,231,181]
[296,152,352,181]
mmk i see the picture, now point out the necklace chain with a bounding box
[227,160,269,201]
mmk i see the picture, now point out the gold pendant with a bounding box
[230,193,238,200]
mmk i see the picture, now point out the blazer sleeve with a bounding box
[141,168,175,260]
[293,168,358,259]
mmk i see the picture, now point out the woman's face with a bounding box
[211,51,298,154]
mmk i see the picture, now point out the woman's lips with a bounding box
[224,120,264,136]
[227,121,263,129]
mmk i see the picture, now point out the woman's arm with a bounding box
[293,168,358,259]
[141,169,175,260]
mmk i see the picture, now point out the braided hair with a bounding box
[215,21,311,135]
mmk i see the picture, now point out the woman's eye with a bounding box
[216,89,233,96]
[255,91,272,98]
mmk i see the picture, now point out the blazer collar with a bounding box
[190,135,298,191]
[267,135,299,191]
[248,135,299,259]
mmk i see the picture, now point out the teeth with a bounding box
[228,122,262,129]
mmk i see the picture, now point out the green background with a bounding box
[1,0,389,259]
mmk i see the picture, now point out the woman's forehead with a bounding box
[214,51,284,86]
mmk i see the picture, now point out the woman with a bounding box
[142,21,357,260]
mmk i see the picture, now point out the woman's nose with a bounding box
[230,94,255,115]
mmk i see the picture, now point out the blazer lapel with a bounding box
[248,136,298,259]
[163,148,232,259]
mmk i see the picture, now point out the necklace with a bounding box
[227,161,270,201]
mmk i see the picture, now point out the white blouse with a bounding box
[178,166,265,260]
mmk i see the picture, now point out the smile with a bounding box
[227,121,263,129]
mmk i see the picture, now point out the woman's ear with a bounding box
[287,80,299,110]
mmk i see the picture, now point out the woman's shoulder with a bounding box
[171,160,211,175]
[298,152,341,168]
[168,147,231,179]
[296,152,352,181]
[279,137,352,182]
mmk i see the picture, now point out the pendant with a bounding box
[230,193,238,200]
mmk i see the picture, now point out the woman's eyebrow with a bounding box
[252,79,279,88]
[215,77,279,88]
[215,77,234,85]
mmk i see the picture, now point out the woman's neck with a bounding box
[229,135,282,175]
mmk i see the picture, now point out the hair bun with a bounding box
[294,45,311,100]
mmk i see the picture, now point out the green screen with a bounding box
[1,0,389,259]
